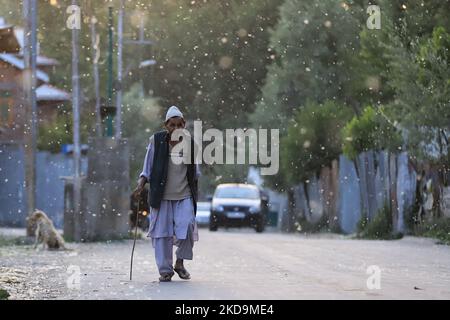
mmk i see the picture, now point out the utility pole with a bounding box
[90,14,102,137]
[124,13,153,98]
[71,0,82,236]
[115,0,124,139]
[23,0,38,236]
[138,14,145,98]
[105,5,114,137]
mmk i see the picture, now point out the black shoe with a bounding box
[174,266,191,280]
[159,272,174,282]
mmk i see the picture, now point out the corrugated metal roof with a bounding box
[37,55,59,66]
[13,28,24,50]
[0,53,50,83]
[0,17,13,30]
[15,53,60,67]
[1,21,59,66]
[36,84,70,102]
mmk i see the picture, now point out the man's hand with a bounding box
[132,177,147,200]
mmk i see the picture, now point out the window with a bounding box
[214,186,260,199]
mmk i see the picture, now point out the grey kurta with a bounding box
[163,142,192,200]
[139,134,200,245]
[148,197,199,246]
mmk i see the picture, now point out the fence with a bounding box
[0,143,87,228]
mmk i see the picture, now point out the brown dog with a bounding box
[27,210,67,250]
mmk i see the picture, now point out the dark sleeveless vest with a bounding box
[149,130,198,215]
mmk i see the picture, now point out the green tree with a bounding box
[275,100,352,232]
[122,84,162,187]
[342,106,403,160]
[356,0,449,163]
[250,0,364,133]
[282,100,352,185]
[148,0,283,129]
[386,26,450,163]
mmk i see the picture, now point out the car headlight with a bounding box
[249,206,261,214]
[213,205,224,212]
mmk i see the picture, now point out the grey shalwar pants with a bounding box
[154,223,194,275]
[148,197,198,276]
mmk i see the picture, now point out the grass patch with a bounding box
[295,214,342,234]
[0,289,10,300]
[413,218,450,245]
[102,231,145,243]
[404,205,450,245]
[63,230,145,243]
[0,235,33,247]
[357,204,403,240]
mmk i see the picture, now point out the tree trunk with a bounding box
[286,187,297,233]
[389,153,399,230]
[355,154,369,220]
[303,181,313,222]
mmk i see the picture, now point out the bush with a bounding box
[0,235,32,247]
[357,204,403,240]
[404,203,450,245]
[414,218,450,245]
[295,213,342,234]
[37,115,75,153]
[0,289,10,300]
[282,100,352,184]
[37,108,93,154]
[342,106,402,160]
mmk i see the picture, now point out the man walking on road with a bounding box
[133,106,200,282]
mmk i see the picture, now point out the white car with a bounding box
[195,201,211,226]
[210,183,267,232]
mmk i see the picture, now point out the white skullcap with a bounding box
[165,105,184,122]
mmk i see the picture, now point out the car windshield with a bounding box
[215,187,259,199]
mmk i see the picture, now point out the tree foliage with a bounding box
[282,100,352,184]
[342,106,402,160]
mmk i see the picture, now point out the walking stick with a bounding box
[130,194,140,281]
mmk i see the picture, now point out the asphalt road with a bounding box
[1,228,449,299]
